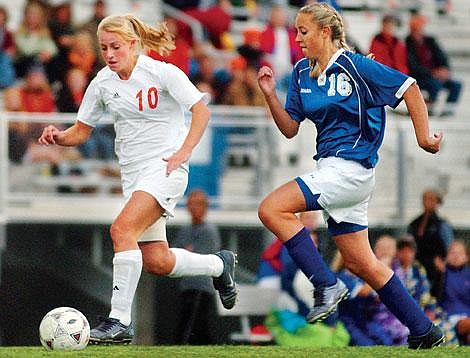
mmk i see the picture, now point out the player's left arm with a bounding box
[403,82,442,154]
[354,54,442,153]
[164,100,210,176]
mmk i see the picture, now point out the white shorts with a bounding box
[297,157,375,226]
[120,158,188,218]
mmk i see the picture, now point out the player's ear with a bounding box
[322,26,331,38]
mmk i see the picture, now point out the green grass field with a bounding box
[0,345,468,357]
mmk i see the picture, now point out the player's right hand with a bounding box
[38,125,60,145]
[420,132,442,154]
[257,66,276,97]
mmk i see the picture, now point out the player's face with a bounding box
[295,13,328,60]
[99,31,136,77]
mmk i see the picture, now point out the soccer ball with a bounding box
[39,307,90,351]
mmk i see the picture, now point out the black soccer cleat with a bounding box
[89,317,134,345]
[307,278,349,324]
[213,250,238,309]
[408,323,445,349]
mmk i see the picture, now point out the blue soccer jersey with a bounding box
[285,49,415,168]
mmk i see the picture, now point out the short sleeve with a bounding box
[352,54,415,109]
[77,79,106,127]
[161,63,209,110]
[285,69,305,122]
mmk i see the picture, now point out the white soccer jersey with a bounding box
[77,55,209,168]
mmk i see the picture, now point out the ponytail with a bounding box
[98,14,176,56]
[125,15,175,56]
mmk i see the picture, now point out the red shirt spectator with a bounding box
[369,15,408,74]
[180,0,232,49]
[260,6,302,79]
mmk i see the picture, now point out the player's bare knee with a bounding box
[110,221,136,250]
[258,200,276,227]
[142,252,173,276]
[110,221,126,241]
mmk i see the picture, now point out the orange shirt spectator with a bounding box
[20,65,56,113]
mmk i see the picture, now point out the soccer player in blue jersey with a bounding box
[257,3,444,349]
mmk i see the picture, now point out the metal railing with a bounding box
[1,108,469,227]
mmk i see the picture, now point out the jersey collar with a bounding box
[317,49,345,85]
[322,48,345,75]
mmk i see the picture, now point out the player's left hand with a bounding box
[420,132,442,154]
[163,147,191,176]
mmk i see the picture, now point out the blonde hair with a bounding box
[97,14,175,56]
[298,3,350,78]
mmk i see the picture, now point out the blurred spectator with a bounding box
[67,31,99,81]
[369,14,408,74]
[405,13,462,117]
[5,87,28,163]
[392,236,457,344]
[436,0,452,16]
[373,234,397,267]
[163,0,200,10]
[4,74,80,165]
[289,0,342,11]
[14,1,58,80]
[260,5,303,90]
[77,0,107,68]
[222,57,265,106]
[172,190,221,344]
[55,67,114,160]
[48,2,75,83]
[183,0,232,49]
[408,189,454,298]
[333,251,392,346]
[55,67,87,113]
[438,240,470,345]
[148,17,191,75]
[19,64,56,113]
[190,48,229,104]
[236,28,266,70]
[0,6,16,88]
[256,211,320,316]
[9,64,67,164]
[367,235,408,345]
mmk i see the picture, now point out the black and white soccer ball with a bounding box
[39,307,90,350]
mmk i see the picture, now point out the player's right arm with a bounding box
[38,120,93,146]
[258,66,299,139]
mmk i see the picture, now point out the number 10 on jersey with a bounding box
[136,87,159,111]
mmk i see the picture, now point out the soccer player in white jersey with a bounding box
[257,3,444,349]
[38,14,237,344]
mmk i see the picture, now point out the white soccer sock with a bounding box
[168,248,223,278]
[109,249,142,326]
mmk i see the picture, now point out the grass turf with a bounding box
[0,345,468,357]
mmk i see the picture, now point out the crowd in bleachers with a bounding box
[2,0,465,166]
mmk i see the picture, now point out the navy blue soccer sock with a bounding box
[376,273,432,336]
[283,227,337,287]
